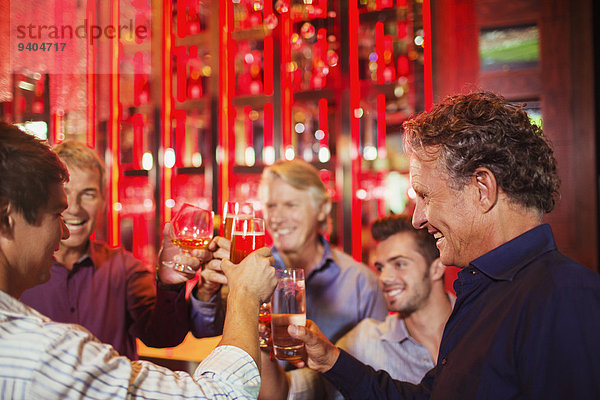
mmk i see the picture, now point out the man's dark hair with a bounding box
[403,91,560,214]
[0,122,68,224]
[371,214,439,267]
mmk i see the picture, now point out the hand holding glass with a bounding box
[229,217,270,347]
[164,203,214,274]
[271,268,306,361]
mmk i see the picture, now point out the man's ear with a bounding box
[429,258,446,281]
[317,199,332,223]
[0,201,14,235]
[473,167,498,213]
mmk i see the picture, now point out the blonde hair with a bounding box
[259,159,331,232]
[53,141,105,197]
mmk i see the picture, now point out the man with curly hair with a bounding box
[284,92,600,399]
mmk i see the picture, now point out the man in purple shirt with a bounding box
[20,141,220,359]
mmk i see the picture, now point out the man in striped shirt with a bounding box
[0,121,277,399]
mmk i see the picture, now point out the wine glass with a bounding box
[164,203,214,274]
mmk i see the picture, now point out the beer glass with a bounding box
[222,201,254,240]
[271,268,306,361]
[229,217,269,347]
[229,217,265,263]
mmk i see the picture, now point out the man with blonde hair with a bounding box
[258,159,387,343]
[21,140,223,359]
[197,159,387,346]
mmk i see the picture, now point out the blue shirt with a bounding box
[273,236,388,343]
[324,224,600,399]
[191,236,387,343]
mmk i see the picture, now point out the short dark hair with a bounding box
[371,214,439,267]
[0,122,68,224]
[403,91,560,214]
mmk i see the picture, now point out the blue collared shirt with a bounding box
[324,224,600,399]
[273,236,388,343]
[191,236,387,343]
[337,315,433,384]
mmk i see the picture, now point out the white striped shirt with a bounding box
[0,290,260,399]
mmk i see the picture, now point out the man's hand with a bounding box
[156,222,212,285]
[287,320,341,373]
[219,247,277,367]
[194,236,231,301]
[221,247,276,304]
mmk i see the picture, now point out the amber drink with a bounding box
[163,203,214,274]
[171,237,210,251]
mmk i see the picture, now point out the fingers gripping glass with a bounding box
[229,217,270,348]
[163,203,214,274]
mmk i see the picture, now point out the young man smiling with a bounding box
[335,214,453,381]
[259,214,454,400]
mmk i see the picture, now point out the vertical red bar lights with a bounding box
[349,0,362,261]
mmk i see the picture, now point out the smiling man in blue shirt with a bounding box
[285,91,600,399]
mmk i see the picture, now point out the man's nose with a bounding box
[412,199,427,230]
[65,193,80,214]
[378,265,395,282]
[268,206,284,222]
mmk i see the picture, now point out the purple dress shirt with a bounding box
[20,241,191,360]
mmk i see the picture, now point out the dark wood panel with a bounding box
[476,0,540,27]
[567,0,597,270]
[432,0,597,271]
[479,69,542,100]
[432,0,480,100]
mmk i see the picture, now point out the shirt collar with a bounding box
[55,241,103,270]
[381,314,411,342]
[470,224,556,281]
[381,292,456,343]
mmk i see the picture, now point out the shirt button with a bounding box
[70,307,76,313]
[471,270,477,275]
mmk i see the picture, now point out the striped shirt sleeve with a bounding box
[0,293,260,400]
